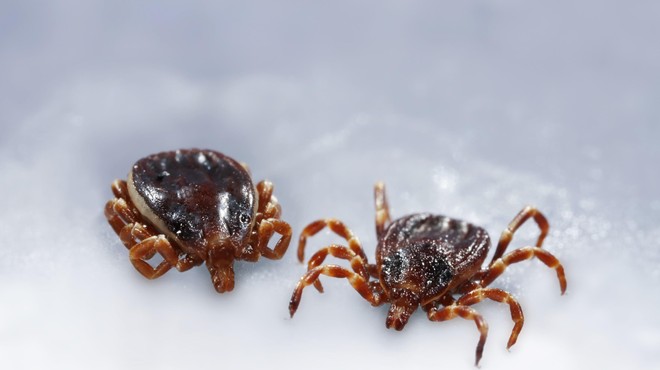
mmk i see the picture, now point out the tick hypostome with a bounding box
[105,149,292,293]
[290,182,566,365]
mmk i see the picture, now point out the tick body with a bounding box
[290,182,566,365]
[105,149,292,293]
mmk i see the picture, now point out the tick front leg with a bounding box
[119,222,201,277]
[289,265,383,318]
[129,235,180,279]
[456,288,524,349]
[428,305,489,366]
[491,206,549,264]
[481,246,567,294]
[297,219,367,263]
[374,182,391,239]
[256,218,292,260]
[306,244,372,292]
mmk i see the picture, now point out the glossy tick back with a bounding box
[289,182,567,365]
[105,149,292,293]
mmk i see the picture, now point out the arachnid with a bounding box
[289,182,566,365]
[105,149,291,293]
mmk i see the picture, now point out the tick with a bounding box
[289,182,566,365]
[105,149,292,293]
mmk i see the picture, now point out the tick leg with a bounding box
[306,244,370,293]
[481,246,567,294]
[256,218,292,260]
[374,182,391,239]
[428,305,489,366]
[256,180,282,219]
[289,265,383,318]
[110,179,130,199]
[177,254,204,272]
[297,219,367,263]
[129,235,180,279]
[490,206,549,264]
[119,222,152,250]
[105,198,139,234]
[422,293,456,312]
[456,288,524,349]
[118,222,200,276]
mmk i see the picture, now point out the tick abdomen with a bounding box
[378,213,490,283]
[129,149,256,251]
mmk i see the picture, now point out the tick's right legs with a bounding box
[105,180,202,279]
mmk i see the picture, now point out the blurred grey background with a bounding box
[1,1,658,369]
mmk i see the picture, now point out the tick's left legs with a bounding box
[428,305,489,366]
[256,218,292,260]
[481,246,567,294]
[305,244,375,292]
[491,206,549,264]
[297,219,367,263]
[374,182,391,239]
[456,288,524,349]
[248,180,292,261]
[289,265,384,317]
[256,180,282,219]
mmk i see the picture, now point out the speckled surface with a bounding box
[1,1,659,369]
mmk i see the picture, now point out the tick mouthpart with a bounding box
[206,242,236,293]
[386,298,418,331]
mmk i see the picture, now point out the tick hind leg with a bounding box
[297,219,367,263]
[491,206,549,264]
[289,265,384,317]
[427,305,489,366]
[481,246,567,294]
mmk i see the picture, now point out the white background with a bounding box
[1,1,659,369]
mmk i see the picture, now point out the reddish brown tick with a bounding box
[290,182,566,365]
[105,149,292,293]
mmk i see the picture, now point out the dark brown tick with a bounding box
[105,149,292,293]
[290,182,566,365]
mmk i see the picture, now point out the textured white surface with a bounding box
[1,1,659,369]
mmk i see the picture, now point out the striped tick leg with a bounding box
[297,219,367,263]
[427,304,489,366]
[374,181,391,239]
[456,288,524,349]
[481,246,567,294]
[490,206,549,264]
[306,244,375,292]
[289,265,384,317]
